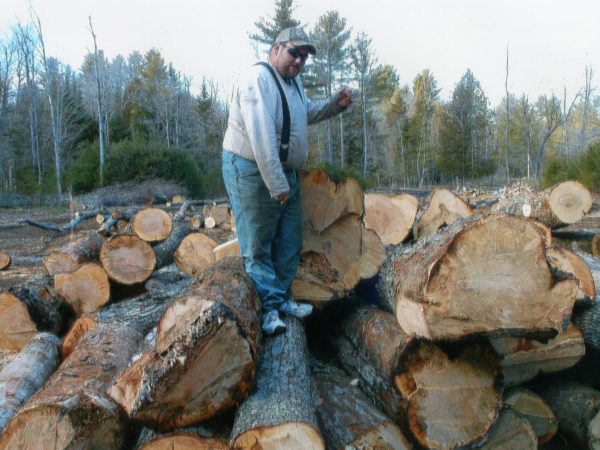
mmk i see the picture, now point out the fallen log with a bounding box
[313,363,410,449]
[213,238,240,262]
[0,293,37,351]
[100,234,156,285]
[135,425,228,449]
[377,214,578,340]
[363,192,418,246]
[107,257,261,431]
[534,379,600,449]
[0,252,10,270]
[546,246,596,305]
[503,387,558,445]
[332,304,501,449]
[0,332,61,433]
[230,315,324,449]
[478,408,538,449]
[0,322,142,450]
[202,204,231,228]
[43,233,105,275]
[153,221,190,269]
[412,188,473,240]
[489,323,585,387]
[54,263,111,315]
[132,207,173,242]
[173,232,219,276]
[491,180,593,229]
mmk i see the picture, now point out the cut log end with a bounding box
[100,234,156,285]
[363,193,418,246]
[132,208,173,242]
[0,292,38,351]
[0,252,11,270]
[231,423,324,450]
[140,435,227,450]
[174,233,218,276]
[548,180,593,224]
[54,263,110,315]
[43,253,79,276]
[61,316,98,360]
[546,246,596,305]
[414,188,473,240]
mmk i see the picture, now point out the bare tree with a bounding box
[578,65,594,153]
[0,35,17,191]
[88,16,106,186]
[505,45,511,184]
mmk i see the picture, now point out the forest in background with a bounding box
[0,0,599,204]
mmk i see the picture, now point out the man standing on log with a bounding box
[222,27,353,334]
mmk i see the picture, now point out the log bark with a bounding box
[489,323,585,387]
[0,322,142,450]
[153,221,189,269]
[491,180,593,229]
[332,304,501,449]
[412,188,473,240]
[100,234,156,284]
[42,253,79,275]
[174,232,219,276]
[503,387,558,444]
[107,257,261,431]
[594,232,600,257]
[54,262,111,314]
[213,238,240,261]
[42,232,105,276]
[546,246,596,305]
[313,364,410,449]
[534,380,600,449]
[0,332,61,433]
[377,214,578,340]
[231,315,324,449]
[132,207,173,242]
[0,252,10,270]
[478,408,538,449]
[135,426,228,449]
[363,192,418,246]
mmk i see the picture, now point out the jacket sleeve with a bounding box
[239,68,289,197]
[301,84,347,125]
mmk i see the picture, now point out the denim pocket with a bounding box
[234,156,260,178]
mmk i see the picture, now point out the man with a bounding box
[222,26,353,334]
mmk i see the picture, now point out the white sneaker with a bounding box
[280,299,313,318]
[261,310,286,335]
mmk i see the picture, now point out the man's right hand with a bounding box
[277,192,289,205]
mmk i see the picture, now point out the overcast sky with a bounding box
[2,0,598,106]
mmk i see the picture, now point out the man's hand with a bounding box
[277,191,289,205]
[337,88,353,107]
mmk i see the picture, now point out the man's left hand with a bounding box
[337,88,353,107]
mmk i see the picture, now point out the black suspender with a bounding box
[255,62,302,163]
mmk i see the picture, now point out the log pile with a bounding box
[0,176,597,449]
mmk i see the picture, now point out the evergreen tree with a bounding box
[249,0,300,48]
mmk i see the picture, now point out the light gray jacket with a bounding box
[223,62,345,197]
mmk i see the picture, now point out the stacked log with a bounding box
[363,192,418,245]
[412,188,473,239]
[0,252,11,270]
[43,233,104,275]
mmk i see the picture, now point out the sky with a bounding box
[2,0,599,107]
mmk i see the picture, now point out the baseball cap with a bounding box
[275,27,317,55]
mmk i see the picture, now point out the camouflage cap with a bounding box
[275,27,317,55]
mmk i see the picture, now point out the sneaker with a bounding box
[280,299,313,319]
[261,310,286,335]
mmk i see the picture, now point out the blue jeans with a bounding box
[222,151,303,313]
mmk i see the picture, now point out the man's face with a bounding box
[272,42,309,79]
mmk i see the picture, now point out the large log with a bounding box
[363,192,418,246]
[230,315,324,449]
[43,233,105,275]
[100,233,156,284]
[135,426,228,449]
[152,221,189,269]
[313,364,410,449]
[412,188,473,240]
[131,207,173,242]
[0,251,11,270]
[489,323,585,387]
[0,322,142,450]
[491,180,593,229]
[107,257,261,431]
[0,332,61,433]
[293,168,386,302]
[0,293,38,351]
[173,232,219,276]
[534,380,600,449]
[572,253,600,352]
[546,246,596,305]
[503,387,558,444]
[332,304,501,449]
[377,214,578,340]
[478,408,538,449]
[54,262,111,314]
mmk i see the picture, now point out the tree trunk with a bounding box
[132,207,173,243]
[100,234,156,285]
[153,221,189,269]
[489,323,585,387]
[491,181,593,229]
[294,169,385,302]
[313,364,410,449]
[363,193,418,246]
[173,232,219,276]
[107,257,261,431]
[503,387,558,444]
[0,252,10,270]
[478,408,538,449]
[0,322,142,450]
[534,380,600,449]
[230,315,324,449]
[412,188,473,240]
[0,293,38,351]
[377,214,578,340]
[0,332,61,433]
[54,263,111,315]
[332,304,501,449]
[546,246,596,306]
